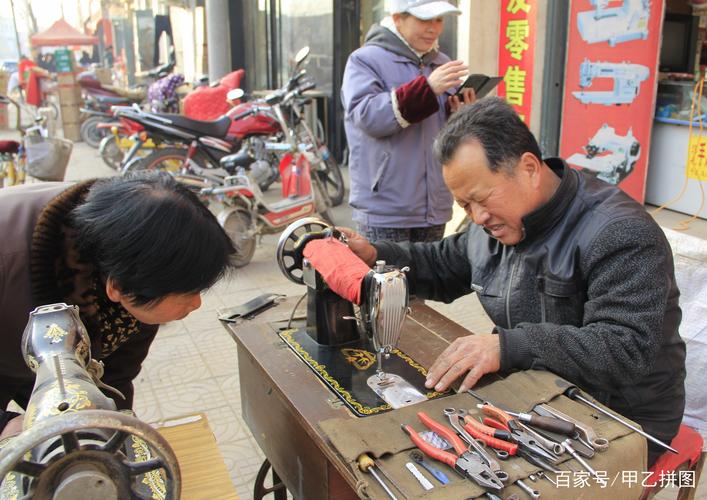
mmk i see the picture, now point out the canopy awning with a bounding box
[31,18,98,47]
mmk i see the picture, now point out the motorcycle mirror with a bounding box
[227,88,245,102]
[294,46,310,67]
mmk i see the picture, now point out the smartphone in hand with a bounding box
[455,74,503,98]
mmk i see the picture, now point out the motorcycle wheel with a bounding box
[136,147,204,173]
[316,154,345,207]
[80,116,109,148]
[219,209,257,268]
[99,135,124,170]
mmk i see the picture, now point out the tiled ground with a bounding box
[2,122,705,499]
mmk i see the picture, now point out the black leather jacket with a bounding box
[374,158,686,454]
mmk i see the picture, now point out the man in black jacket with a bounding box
[344,98,686,466]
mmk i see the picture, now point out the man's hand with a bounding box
[0,414,24,440]
[424,334,501,393]
[427,61,468,96]
[338,227,377,267]
[448,88,476,113]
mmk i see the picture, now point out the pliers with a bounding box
[402,411,505,491]
[465,403,560,471]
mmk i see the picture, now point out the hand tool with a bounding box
[516,421,565,456]
[374,458,411,499]
[467,389,576,436]
[535,471,556,486]
[462,413,563,475]
[401,411,506,491]
[443,407,510,481]
[405,462,434,490]
[409,450,449,484]
[560,438,607,486]
[516,478,541,499]
[563,386,678,454]
[357,453,398,500]
[533,404,607,453]
[478,403,559,463]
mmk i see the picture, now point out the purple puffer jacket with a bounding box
[147,73,184,113]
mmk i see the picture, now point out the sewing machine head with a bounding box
[0,303,180,500]
[276,218,409,361]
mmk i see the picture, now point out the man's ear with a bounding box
[519,152,542,186]
[105,278,122,303]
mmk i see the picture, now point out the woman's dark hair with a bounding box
[71,171,236,306]
[433,97,543,173]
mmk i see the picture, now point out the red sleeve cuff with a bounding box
[394,75,439,124]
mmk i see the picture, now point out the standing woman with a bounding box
[342,0,475,243]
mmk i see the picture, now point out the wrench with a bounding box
[562,439,607,486]
[516,478,541,499]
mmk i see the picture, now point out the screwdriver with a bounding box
[564,386,678,454]
[467,389,577,435]
[357,453,398,500]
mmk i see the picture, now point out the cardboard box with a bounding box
[95,67,112,86]
[59,104,81,124]
[58,87,81,107]
[62,122,81,142]
[56,72,76,86]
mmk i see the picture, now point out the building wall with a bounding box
[458,0,549,137]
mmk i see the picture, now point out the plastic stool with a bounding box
[641,424,705,499]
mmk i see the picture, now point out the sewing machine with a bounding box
[275,218,442,416]
[0,303,180,500]
[577,0,650,46]
[567,124,641,185]
[572,59,650,106]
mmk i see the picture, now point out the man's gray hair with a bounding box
[433,97,543,173]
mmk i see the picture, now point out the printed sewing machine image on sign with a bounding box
[0,304,180,500]
[572,59,650,106]
[567,123,640,185]
[275,218,446,417]
[577,0,650,46]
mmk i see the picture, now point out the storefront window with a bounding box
[278,0,334,94]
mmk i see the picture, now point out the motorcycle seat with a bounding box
[0,140,20,154]
[95,95,133,105]
[151,113,232,138]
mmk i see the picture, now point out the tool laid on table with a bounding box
[533,403,608,454]
[409,450,449,485]
[560,438,607,486]
[357,453,398,500]
[402,411,506,491]
[563,386,678,454]
[374,458,412,500]
[443,408,510,480]
[405,461,434,491]
[515,478,541,499]
[467,389,576,436]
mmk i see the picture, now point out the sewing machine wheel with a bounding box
[276,217,331,284]
[0,410,180,500]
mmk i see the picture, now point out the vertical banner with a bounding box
[497,0,537,125]
[558,0,664,203]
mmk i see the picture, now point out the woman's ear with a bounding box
[105,278,122,303]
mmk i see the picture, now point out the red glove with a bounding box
[303,238,370,305]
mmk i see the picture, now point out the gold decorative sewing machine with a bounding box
[0,303,180,500]
[274,218,445,417]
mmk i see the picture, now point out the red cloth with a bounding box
[26,72,42,107]
[395,75,439,124]
[183,69,244,121]
[643,424,703,495]
[303,239,371,305]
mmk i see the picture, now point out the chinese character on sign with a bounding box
[507,0,531,14]
[641,471,657,487]
[504,65,526,105]
[574,471,591,488]
[594,470,609,487]
[505,19,530,60]
[555,470,571,488]
[659,470,677,487]
[678,471,695,488]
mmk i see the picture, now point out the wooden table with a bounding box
[223,297,488,499]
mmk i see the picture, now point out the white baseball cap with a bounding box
[387,0,461,20]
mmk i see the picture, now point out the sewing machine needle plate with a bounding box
[367,373,426,409]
